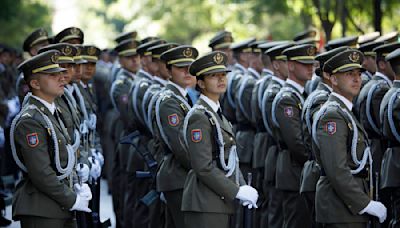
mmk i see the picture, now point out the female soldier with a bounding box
[181,51,258,228]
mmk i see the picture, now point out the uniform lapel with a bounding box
[28,97,63,133]
[198,98,234,136]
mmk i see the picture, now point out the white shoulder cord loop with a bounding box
[261,84,281,136]
[10,102,75,180]
[155,90,190,151]
[237,75,252,121]
[271,87,304,127]
[388,89,400,143]
[226,73,238,108]
[366,82,386,134]
[182,104,240,184]
[146,87,163,135]
[73,83,89,121]
[302,90,329,134]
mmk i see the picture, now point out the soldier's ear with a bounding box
[330,74,338,86]
[272,61,279,71]
[29,78,40,90]
[197,79,205,90]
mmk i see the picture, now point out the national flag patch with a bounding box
[284,107,293,118]
[26,133,39,147]
[191,129,202,142]
[325,122,336,135]
[168,113,179,126]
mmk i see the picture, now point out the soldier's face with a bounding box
[276,60,288,79]
[198,72,227,96]
[155,59,170,80]
[60,63,75,84]
[65,39,82,45]
[30,40,49,56]
[148,59,159,76]
[362,56,377,73]
[291,61,314,82]
[73,64,83,82]
[331,69,362,100]
[170,65,192,88]
[32,72,66,100]
[82,63,96,80]
[120,55,140,74]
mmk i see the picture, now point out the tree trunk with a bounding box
[374,0,382,32]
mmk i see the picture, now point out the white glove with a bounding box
[89,156,101,180]
[76,163,90,183]
[91,148,104,167]
[236,185,258,208]
[359,200,387,223]
[73,183,92,200]
[70,195,92,212]
[242,200,258,209]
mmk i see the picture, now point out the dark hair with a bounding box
[195,75,205,92]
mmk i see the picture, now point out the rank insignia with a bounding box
[325,121,336,135]
[191,129,202,142]
[168,114,179,126]
[284,107,293,118]
[26,133,39,147]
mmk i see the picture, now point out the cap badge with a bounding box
[51,53,59,63]
[76,47,81,56]
[307,47,316,56]
[183,48,193,58]
[88,46,96,55]
[70,27,80,35]
[63,46,72,56]
[224,36,233,43]
[349,51,360,63]
[39,30,47,37]
[213,52,224,64]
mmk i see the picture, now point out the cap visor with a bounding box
[338,65,366,73]
[41,67,67,74]
[295,59,316,65]
[202,68,231,76]
[58,60,74,64]
[120,52,138,57]
[74,59,88,64]
[173,61,193,67]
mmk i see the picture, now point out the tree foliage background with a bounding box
[0,0,399,51]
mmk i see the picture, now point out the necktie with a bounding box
[185,94,193,107]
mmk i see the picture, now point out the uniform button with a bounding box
[58,139,61,143]
[230,137,233,141]
[348,205,352,209]
[221,196,225,200]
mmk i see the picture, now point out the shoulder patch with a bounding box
[325,121,336,135]
[168,113,179,126]
[284,106,294,118]
[26,133,39,147]
[191,129,202,142]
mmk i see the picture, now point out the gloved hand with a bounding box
[89,156,101,180]
[71,183,92,212]
[235,185,258,208]
[76,163,90,183]
[91,148,104,167]
[70,195,92,212]
[242,200,258,209]
[359,200,387,223]
[73,183,92,200]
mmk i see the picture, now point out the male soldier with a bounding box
[358,41,384,87]
[11,50,92,227]
[354,43,400,220]
[16,28,51,103]
[148,43,179,87]
[380,48,400,226]
[136,39,166,81]
[54,27,84,45]
[300,46,348,228]
[325,36,358,51]
[272,44,316,227]
[209,31,235,68]
[221,38,254,127]
[261,42,294,228]
[250,41,285,228]
[314,49,387,227]
[110,38,141,228]
[155,45,198,228]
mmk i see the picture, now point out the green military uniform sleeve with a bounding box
[276,95,308,164]
[317,111,370,214]
[15,119,77,209]
[159,97,191,169]
[186,112,239,201]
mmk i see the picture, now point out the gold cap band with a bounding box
[119,49,137,56]
[60,35,81,42]
[82,55,98,61]
[289,56,315,61]
[275,55,287,60]
[168,58,194,65]
[196,65,226,76]
[240,48,252,53]
[364,51,376,56]
[152,54,161,59]
[214,42,232,49]
[144,51,152,56]
[332,63,362,74]
[32,64,60,73]
[30,36,48,47]
[58,56,74,62]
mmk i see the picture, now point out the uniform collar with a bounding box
[375,71,392,86]
[168,81,187,97]
[321,82,333,92]
[138,69,153,80]
[153,76,168,86]
[123,68,136,79]
[331,92,353,111]
[272,75,285,86]
[65,84,74,92]
[248,67,260,79]
[286,79,304,94]
[199,94,220,113]
[31,95,56,114]
[262,68,274,76]
[234,63,247,74]
[79,80,87,88]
